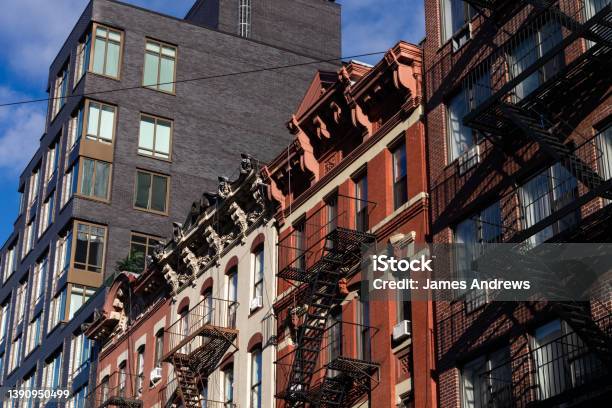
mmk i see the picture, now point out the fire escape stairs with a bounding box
[173,360,203,408]
[165,326,238,408]
[278,227,376,406]
[316,357,380,408]
[499,103,612,200]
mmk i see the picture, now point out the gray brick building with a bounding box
[0,0,339,403]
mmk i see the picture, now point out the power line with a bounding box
[0,51,386,108]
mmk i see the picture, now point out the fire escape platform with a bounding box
[326,356,380,377]
[98,397,144,408]
[162,325,238,366]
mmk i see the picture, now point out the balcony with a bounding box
[164,297,238,376]
[462,0,611,137]
[277,193,376,284]
[276,320,380,407]
[471,315,611,407]
[87,371,142,408]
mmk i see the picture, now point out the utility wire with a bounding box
[0,51,387,108]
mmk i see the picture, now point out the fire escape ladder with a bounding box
[317,357,380,408]
[279,225,376,406]
[173,356,203,408]
[552,302,612,369]
[499,103,612,200]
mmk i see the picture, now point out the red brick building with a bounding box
[266,41,434,408]
[423,0,612,407]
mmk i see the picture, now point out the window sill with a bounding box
[87,70,121,83]
[74,193,111,205]
[137,152,172,163]
[133,206,169,217]
[142,85,176,96]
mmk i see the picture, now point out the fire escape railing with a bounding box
[471,313,612,407]
[462,0,611,135]
[87,371,143,408]
[276,320,380,407]
[163,297,239,408]
[159,377,237,408]
[276,194,377,406]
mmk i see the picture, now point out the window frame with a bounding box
[82,99,117,144]
[133,169,170,215]
[252,245,264,303]
[391,141,408,210]
[250,347,262,408]
[72,221,108,274]
[89,23,124,80]
[76,157,112,202]
[142,38,178,94]
[51,62,70,120]
[129,232,162,270]
[137,113,173,161]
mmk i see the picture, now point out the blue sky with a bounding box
[0,0,424,244]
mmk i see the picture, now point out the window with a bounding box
[354,173,368,232]
[85,101,116,143]
[62,161,79,207]
[447,71,491,165]
[519,163,578,247]
[294,219,306,270]
[74,222,106,273]
[138,115,172,159]
[250,348,262,408]
[134,170,169,213]
[31,255,47,308]
[129,233,161,271]
[8,335,22,373]
[69,285,95,320]
[118,361,127,395]
[392,142,408,209]
[327,310,342,377]
[154,329,164,369]
[22,222,35,258]
[69,332,91,381]
[223,366,234,405]
[79,158,111,200]
[597,126,612,183]
[42,351,63,389]
[238,0,252,37]
[326,194,338,233]
[45,140,60,182]
[39,193,55,235]
[509,21,564,100]
[25,314,42,355]
[4,243,17,281]
[55,230,73,282]
[67,108,84,150]
[91,25,122,78]
[143,40,177,93]
[227,268,238,328]
[252,245,264,303]
[357,297,371,361]
[48,288,67,330]
[28,168,40,209]
[461,348,511,408]
[14,279,27,326]
[202,290,213,325]
[52,64,69,118]
[69,385,88,408]
[136,346,145,395]
[75,32,91,84]
[441,0,474,49]
[0,301,10,343]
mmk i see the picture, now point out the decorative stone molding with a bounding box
[163,263,180,293]
[172,222,184,244]
[181,246,200,280]
[229,202,248,242]
[203,226,223,260]
[218,176,231,199]
[240,153,254,174]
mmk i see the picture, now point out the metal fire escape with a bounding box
[458,0,612,374]
[276,195,378,407]
[163,297,239,408]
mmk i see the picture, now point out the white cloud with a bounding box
[0,88,46,177]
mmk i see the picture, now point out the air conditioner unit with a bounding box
[392,320,411,342]
[457,145,480,175]
[150,367,162,383]
[250,296,263,311]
